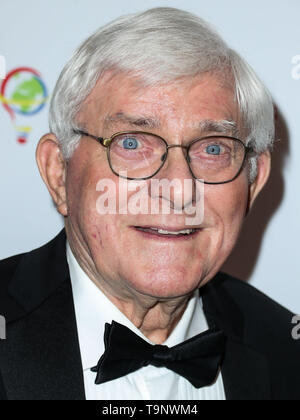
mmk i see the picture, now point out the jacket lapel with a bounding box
[202,275,271,400]
[0,230,86,400]
[221,338,270,400]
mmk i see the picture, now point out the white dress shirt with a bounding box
[67,243,226,400]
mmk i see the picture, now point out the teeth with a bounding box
[153,228,195,235]
[136,226,197,236]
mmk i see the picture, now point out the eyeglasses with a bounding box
[73,129,254,185]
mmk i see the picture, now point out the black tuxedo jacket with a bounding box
[0,230,300,400]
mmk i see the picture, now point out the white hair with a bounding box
[49,7,275,181]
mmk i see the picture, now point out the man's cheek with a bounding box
[91,217,121,250]
[222,184,249,219]
[90,224,106,250]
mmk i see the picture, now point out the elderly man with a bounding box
[0,7,299,401]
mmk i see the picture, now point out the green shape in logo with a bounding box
[11,77,44,112]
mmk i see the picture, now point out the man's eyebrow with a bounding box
[103,114,240,136]
[198,119,239,136]
[104,112,161,129]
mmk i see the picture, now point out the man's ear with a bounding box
[36,134,68,217]
[249,151,272,210]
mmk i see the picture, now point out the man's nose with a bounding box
[149,146,199,212]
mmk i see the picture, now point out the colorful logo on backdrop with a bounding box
[0,67,48,144]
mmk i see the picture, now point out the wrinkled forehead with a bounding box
[77,70,240,135]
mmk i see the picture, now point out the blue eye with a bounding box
[122,138,139,150]
[206,145,221,155]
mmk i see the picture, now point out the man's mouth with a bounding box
[133,226,200,239]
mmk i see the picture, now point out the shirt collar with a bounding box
[67,242,209,371]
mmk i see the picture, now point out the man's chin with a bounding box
[127,274,202,300]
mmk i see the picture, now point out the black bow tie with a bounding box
[91,321,226,389]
